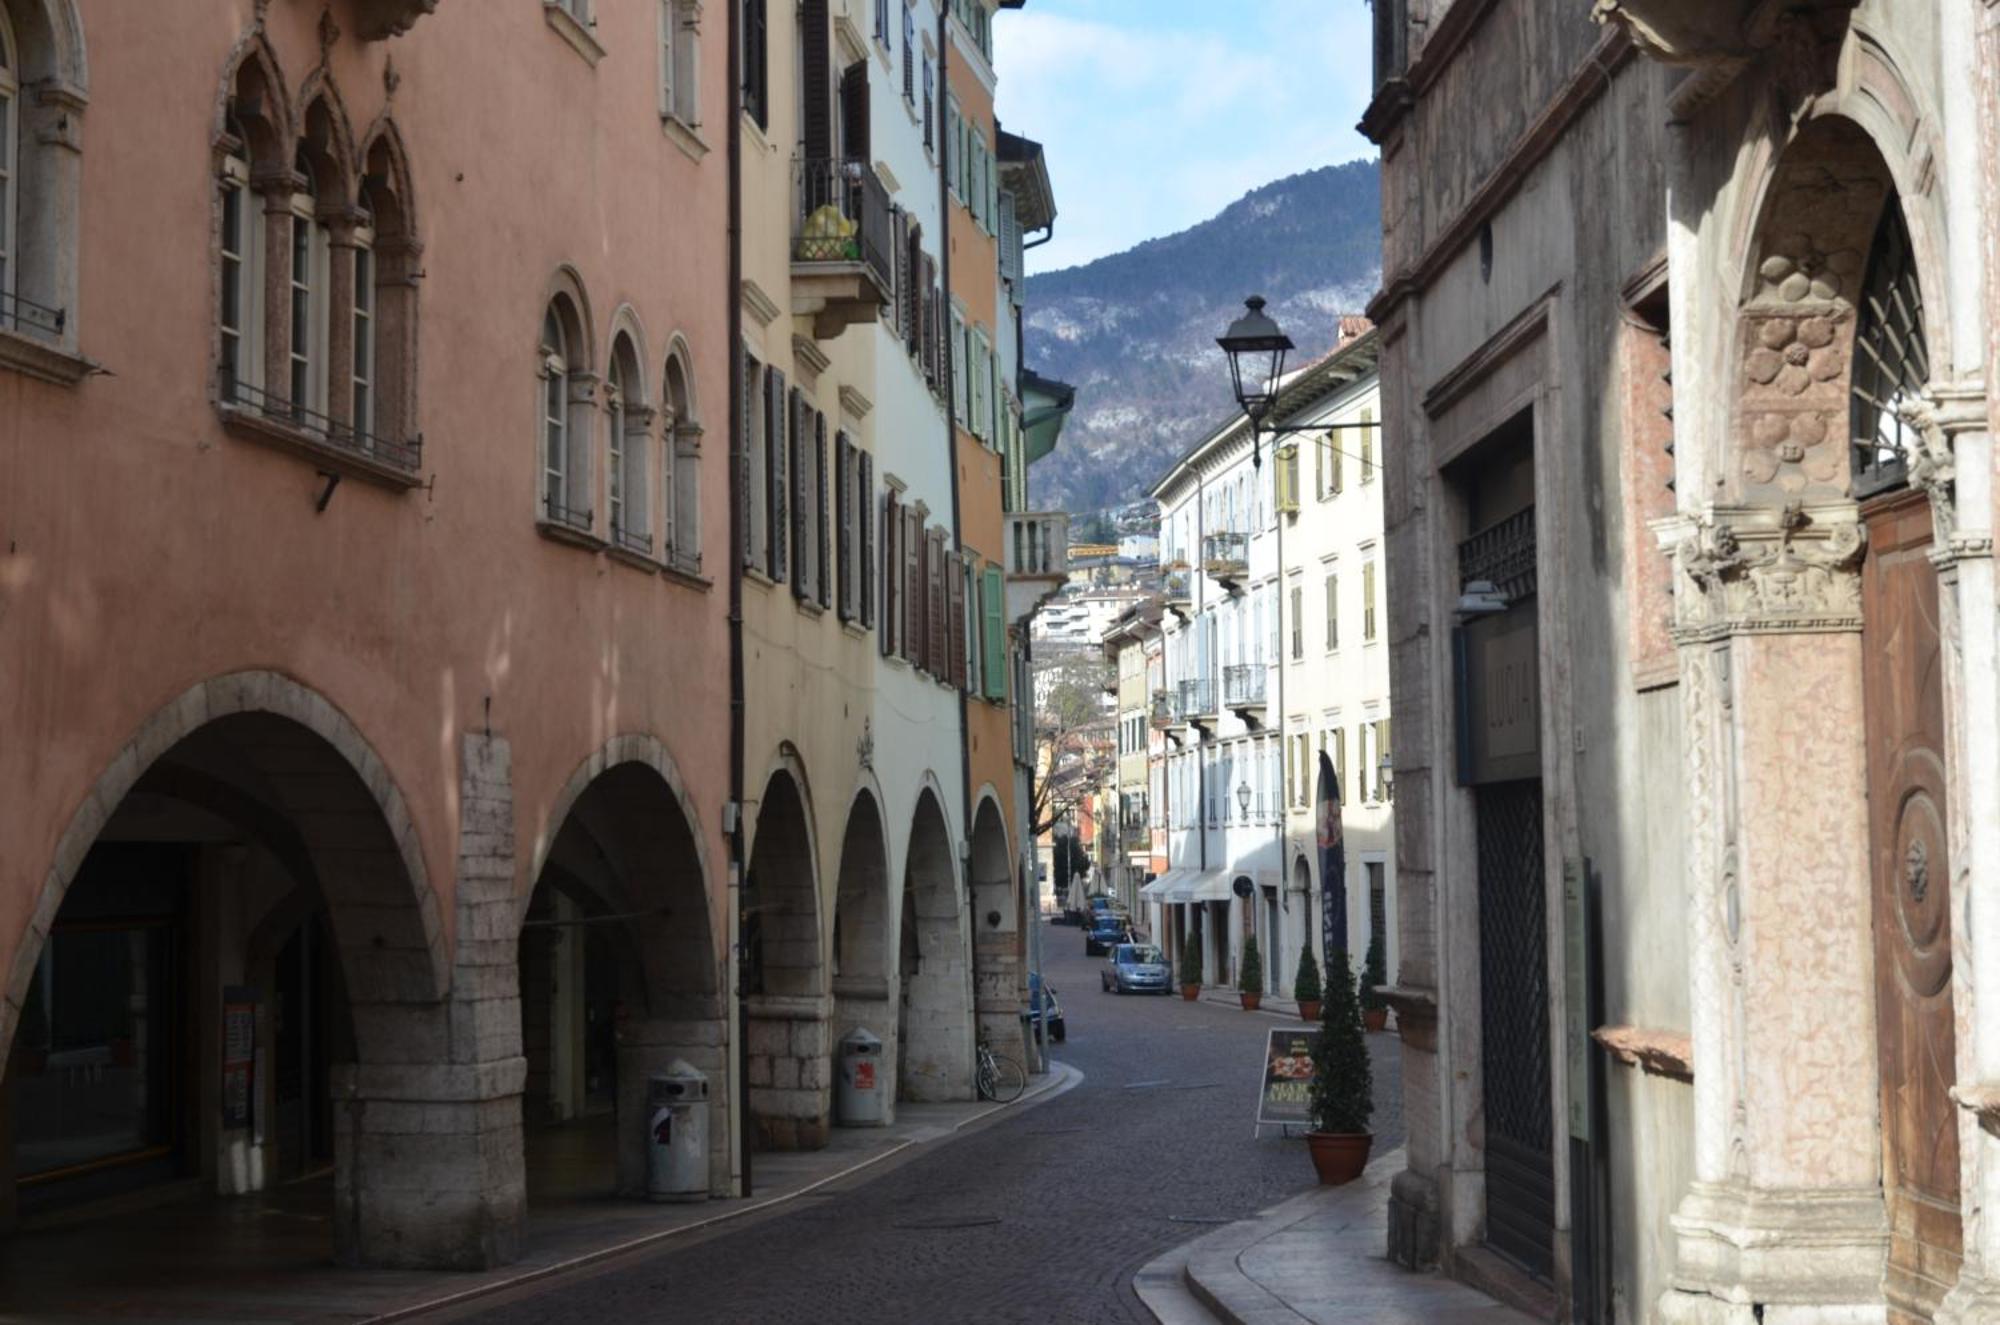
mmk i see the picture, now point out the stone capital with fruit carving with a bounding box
[1662,502,1865,642]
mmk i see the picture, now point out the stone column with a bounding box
[1657,505,1888,1323]
[331,732,526,1270]
[745,992,832,1149]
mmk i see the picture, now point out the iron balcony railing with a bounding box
[224,374,423,474]
[1223,663,1266,708]
[1006,510,1069,578]
[1150,688,1175,727]
[1162,567,1192,603]
[611,523,654,557]
[1178,677,1216,721]
[794,156,895,296]
[542,493,593,534]
[1,288,65,340]
[1203,531,1249,578]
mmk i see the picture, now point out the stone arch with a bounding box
[216,30,292,167]
[663,331,700,425]
[0,672,514,1270]
[356,120,420,446]
[744,752,830,1149]
[542,265,596,374]
[293,78,357,204]
[830,784,892,1121]
[519,735,724,1198]
[4,0,84,96]
[898,785,972,1102]
[967,790,1025,1064]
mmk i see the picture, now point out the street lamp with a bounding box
[1217,295,1295,470]
[1378,750,1394,801]
[1236,779,1252,822]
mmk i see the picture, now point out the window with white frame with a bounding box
[659,0,701,127]
[664,350,702,574]
[607,333,651,553]
[287,151,332,419]
[218,121,261,406]
[540,298,594,531]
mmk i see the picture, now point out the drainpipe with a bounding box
[726,0,750,1200]
[1271,440,1287,998]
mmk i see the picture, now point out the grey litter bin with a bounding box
[836,1028,886,1126]
[646,1060,710,1202]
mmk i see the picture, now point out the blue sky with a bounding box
[993,0,1378,276]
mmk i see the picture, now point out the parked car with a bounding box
[1030,972,1065,1043]
[1083,912,1128,956]
[1101,942,1172,995]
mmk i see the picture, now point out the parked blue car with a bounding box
[1083,912,1128,956]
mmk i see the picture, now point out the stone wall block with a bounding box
[770,1055,799,1089]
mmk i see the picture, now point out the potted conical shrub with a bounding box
[1306,947,1374,1185]
[1361,934,1389,1032]
[1293,945,1322,1022]
[1238,935,1263,1011]
[1179,942,1203,1000]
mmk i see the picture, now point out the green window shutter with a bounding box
[982,564,1006,700]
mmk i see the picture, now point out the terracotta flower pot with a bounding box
[1297,1000,1321,1022]
[1363,1007,1389,1033]
[1306,1131,1373,1185]
[1181,984,1200,1001]
[1240,992,1262,1012]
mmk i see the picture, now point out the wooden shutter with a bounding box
[927,529,947,675]
[903,223,921,353]
[982,564,1006,700]
[816,415,831,607]
[739,348,757,570]
[836,434,854,621]
[859,452,875,627]
[791,392,811,596]
[840,61,870,163]
[902,5,915,100]
[946,551,966,689]
[800,0,832,161]
[903,507,921,664]
[881,488,899,656]
[769,374,789,581]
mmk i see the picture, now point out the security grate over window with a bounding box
[1850,199,1928,499]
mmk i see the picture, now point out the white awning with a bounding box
[1180,870,1234,904]
[1140,870,1184,900]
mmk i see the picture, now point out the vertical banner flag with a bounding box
[1315,753,1347,962]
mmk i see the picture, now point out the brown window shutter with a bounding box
[859,452,876,628]
[792,392,810,596]
[769,372,789,581]
[881,489,899,657]
[947,551,966,689]
[816,414,831,608]
[903,507,921,664]
[840,61,870,162]
[928,529,947,675]
[836,434,854,621]
[800,0,833,162]
[739,348,757,570]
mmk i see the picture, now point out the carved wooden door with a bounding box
[1862,488,1959,1323]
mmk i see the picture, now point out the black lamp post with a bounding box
[1217,295,1296,470]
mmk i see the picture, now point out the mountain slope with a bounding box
[1026,159,1381,515]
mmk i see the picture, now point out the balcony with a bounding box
[792,157,895,340]
[1223,663,1267,718]
[1203,531,1249,590]
[1150,688,1175,729]
[1006,510,1070,622]
[1162,566,1193,616]
[1178,678,1217,729]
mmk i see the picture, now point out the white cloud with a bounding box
[995,1,1377,274]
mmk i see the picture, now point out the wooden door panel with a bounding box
[1863,490,1958,1323]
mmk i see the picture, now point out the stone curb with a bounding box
[364,1060,1085,1323]
[1137,1150,1409,1325]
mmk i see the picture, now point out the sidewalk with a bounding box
[0,1063,1080,1324]
[1135,1149,1536,1325]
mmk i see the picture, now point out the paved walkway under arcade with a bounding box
[0,1070,1078,1323]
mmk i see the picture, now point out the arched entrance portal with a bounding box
[968,797,1025,1065]
[897,789,971,1101]
[0,678,516,1270]
[743,768,829,1150]
[519,753,721,1200]
[831,792,892,1120]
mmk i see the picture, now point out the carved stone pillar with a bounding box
[1657,503,1889,1323]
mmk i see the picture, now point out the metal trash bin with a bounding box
[836,1028,886,1126]
[646,1060,709,1202]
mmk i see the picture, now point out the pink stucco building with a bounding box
[0,0,732,1268]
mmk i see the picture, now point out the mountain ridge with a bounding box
[1025,158,1381,516]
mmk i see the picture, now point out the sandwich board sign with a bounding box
[1256,1027,1317,1133]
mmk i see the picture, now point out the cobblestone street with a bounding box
[432,921,1402,1324]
